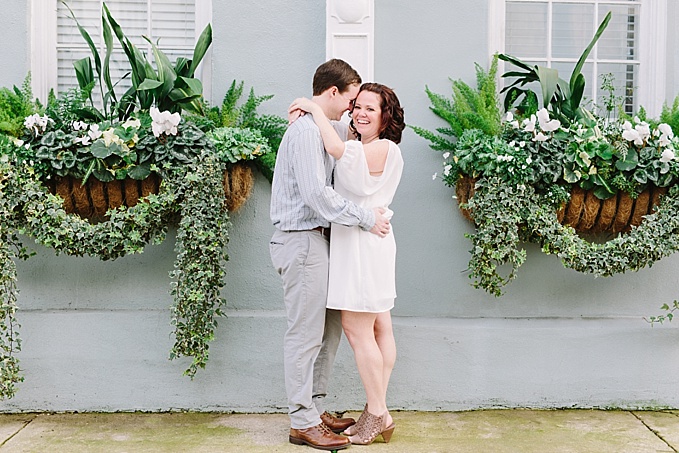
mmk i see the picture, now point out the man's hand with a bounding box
[369,207,391,238]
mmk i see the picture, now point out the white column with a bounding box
[195,0,213,103]
[326,0,374,82]
[637,0,667,117]
[30,0,58,102]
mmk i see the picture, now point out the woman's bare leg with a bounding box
[374,311,395,426]
[374,312,396,399]
[341,311,387,416]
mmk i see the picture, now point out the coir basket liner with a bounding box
[455,176,666,234]
[45,163,255,219]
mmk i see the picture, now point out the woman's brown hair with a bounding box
[349,83,406,144]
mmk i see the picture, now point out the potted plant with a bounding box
[0,2,285,399]
[413,13,679,297]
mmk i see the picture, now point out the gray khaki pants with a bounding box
[269,229,343,429]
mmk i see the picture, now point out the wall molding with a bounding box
[326,0,374,82]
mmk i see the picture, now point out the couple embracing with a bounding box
[270,58,405,450]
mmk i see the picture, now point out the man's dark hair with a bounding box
[312,59,362,96]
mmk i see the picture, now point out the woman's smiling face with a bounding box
[351,90,382,140]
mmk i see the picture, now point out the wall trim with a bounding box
[326,0,374,82]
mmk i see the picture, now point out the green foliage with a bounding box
[169,154,229,377]
[61,1,212,120]
[435,111,679,202]
[660,95,679,137]
[465,180,679,296]
[412,55,501,149]
[598,73,624,119]
[194,80,286,181]
[0,74,40,137]
[18,108,214,184]
[647,300,678,325]
[416,49,679,304]
[44,85,96,130]
[0,149,229,394]
[207,127,271,164]
[499,12,612,125]
[134,121,215,175]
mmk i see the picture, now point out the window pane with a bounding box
[505,0,640,117]
[597,63,638,115]
[56,0,197,96]
[505,2,548,58]
[152,0,195,49]
[552,3,594,59]
[597,4,639,61]
[58,1,102,46]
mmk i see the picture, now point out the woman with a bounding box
[289,83,405,445]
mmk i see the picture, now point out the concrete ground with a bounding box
[0,410,677,452]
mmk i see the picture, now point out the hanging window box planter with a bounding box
[411,20,679,296]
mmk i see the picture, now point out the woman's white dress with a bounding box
[326,139,404,313]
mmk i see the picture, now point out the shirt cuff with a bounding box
[359,208,375,231]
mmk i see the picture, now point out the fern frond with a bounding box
[410,125,455,151]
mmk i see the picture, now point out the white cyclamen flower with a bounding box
[24,114,51,135]
[536,108,561,132]
[122,118,142,129]
[505,111,520,128]
[657,123,675,147]
[88,124,103,141]
[659,135,673,147]
[522,115,536,132]
[658,123,674,138]
[635,121,651,142]
[525,156,532,164]
[102,128,124,147]
[150,107,181,137]
[622,121,643,146]
[432,172,437,180]
[660,149,675,163]
[72,120,88,131]
[74,136,91,146]
[442,152,450,159]
[533,132,549,142]
[443,164,452,176]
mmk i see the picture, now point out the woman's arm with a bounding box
[289,98,346,159]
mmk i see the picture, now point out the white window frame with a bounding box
[488,0,667,116]
[29,0,212,104]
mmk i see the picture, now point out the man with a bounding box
[269,59,391,450]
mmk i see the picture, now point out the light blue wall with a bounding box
[1,0,678,412]
[209,0,326,115]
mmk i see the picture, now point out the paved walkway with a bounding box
[0,409,677,452]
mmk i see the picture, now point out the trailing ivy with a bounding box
[0,149,228,396]
[169,153,230,377]
[465,178,679,296]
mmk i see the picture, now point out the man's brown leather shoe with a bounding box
[320,411,356,434]
[289,423,350,450]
